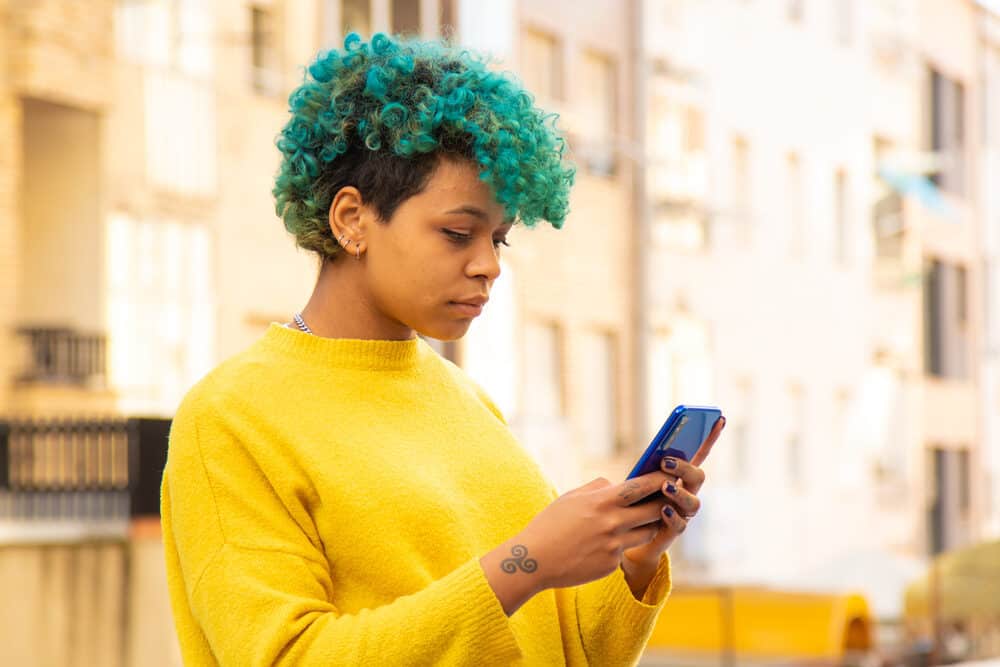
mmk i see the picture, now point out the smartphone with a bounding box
[626,405,723,479]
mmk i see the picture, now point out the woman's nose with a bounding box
[467,241,502,281]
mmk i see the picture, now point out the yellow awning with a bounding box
[904,540,1000,620]
[647,586,872,658]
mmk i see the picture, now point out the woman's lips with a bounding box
[448,301,484,317]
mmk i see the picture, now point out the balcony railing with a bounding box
[0,417,170,522]
[873,191,904,259]
[16,327,107,387]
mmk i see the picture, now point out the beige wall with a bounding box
[0,95,22,411]
[211,0,320,360]
[633,0,992,599]
[126,532,182,667]
[1,2,22,410]
[0,532,181,667]
[0,541,126,667]
[917,0,986,545]
[7,0,115,110]
[511,0,639,477]
[1,0,115,411]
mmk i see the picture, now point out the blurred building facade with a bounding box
[637,0,1000,620]
[2,0,1000,664]
[0,0,645,480]
[1,1,642,663]
[979,1,1000,540]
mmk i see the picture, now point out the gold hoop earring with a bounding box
[356,245,361,260]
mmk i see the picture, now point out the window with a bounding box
[928,447,946,554]
[579,332,618,459]
[924,259,969,379]
[990,48,1000,150]
[728,379,754,482]
[649,332,676,437]
[928,67,966,195]
[834,169,849,264]
[730,136,751,241]
[107,215,214,416]
[341,0,371,37]
[648,87,709,250]
[787,385,805,487]
[251,5,281,95]
[787,153,804,256]
[927,447,972,554]
[873,136,904,259]
[520,28,562,102]
[439,0,456,37]
[115,0,214,77]
[578,50,617,176]
[787,0,805,23]
[988,264,1000,354]
[684,107,705,152]
[462,261,518,420]
[834,388,851,452]
[20,100,103,330]
[958,449,970,513]
[835,0,853,45]
[391,0,421,36]
[523,322,565,419]
[648,319,715,437]
[145,71,217,195]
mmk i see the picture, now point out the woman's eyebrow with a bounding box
[444,205,490,222]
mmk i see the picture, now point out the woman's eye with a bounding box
[444,230,472,244]
[493,238,511,248]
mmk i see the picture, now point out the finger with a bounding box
[691,416,726,467]
[660,456,707,495]
[617,496,670,530]
[660,503,689,537]
[634,505,681,554]
[661,478,701,517]
[610,470,667,506]
[620,521,662,550]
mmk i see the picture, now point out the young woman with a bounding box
[161,33,723,666]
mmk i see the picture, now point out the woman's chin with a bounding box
[418,319,472,343]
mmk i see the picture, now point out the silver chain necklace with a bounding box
[293,312,313,335]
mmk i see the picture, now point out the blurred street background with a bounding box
[1,0,999,665]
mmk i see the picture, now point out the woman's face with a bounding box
[360,158,512,341]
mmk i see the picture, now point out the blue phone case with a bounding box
[626,405,723,479]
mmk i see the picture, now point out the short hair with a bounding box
[272,32,576,260]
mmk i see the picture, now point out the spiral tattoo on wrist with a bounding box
[500,544,538,574]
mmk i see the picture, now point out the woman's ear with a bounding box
[328,186,370,253]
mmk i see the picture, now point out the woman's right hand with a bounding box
[480,471,671,614]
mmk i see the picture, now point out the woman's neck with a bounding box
[295,257,416,341]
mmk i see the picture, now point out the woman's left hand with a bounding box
[620,417,725,590]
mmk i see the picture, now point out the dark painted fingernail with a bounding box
[663,505,674,518]
[662,457,678,469]
[666,483,677,494]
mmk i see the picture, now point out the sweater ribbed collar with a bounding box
[263,323,426,372]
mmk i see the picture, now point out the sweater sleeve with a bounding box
[467,376,674,664]
[162,395,523,667]
[573,551,672,666]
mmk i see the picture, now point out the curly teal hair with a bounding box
[273,32,575,259]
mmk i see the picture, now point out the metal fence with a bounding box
[0,417,170,521]
[16,327,108,386]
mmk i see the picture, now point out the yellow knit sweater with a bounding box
[161,323,672,666]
